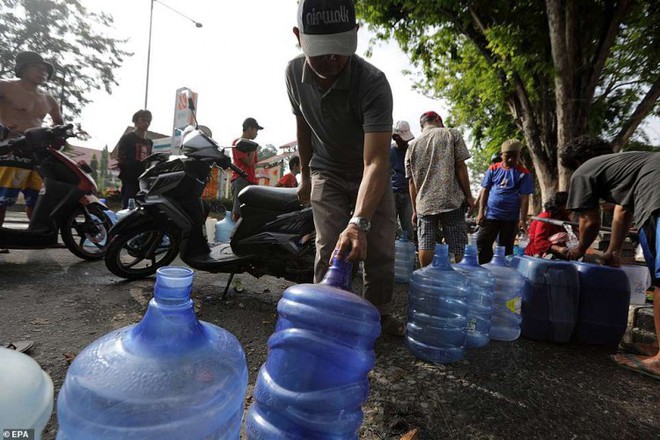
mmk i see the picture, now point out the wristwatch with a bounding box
[348,216,371,233]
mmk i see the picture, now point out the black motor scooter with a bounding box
[104,120,315,297]
[0,125,113,260]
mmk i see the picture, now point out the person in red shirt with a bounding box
[276,156,300,188]
[231,117,263,221]
[525,191,570,258]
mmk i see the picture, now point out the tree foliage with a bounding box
[258,144,278,162]
[89,152,98,181]
[0,0,131,121]
[356,0,659,200]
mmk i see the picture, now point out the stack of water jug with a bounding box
[405,232,633,365]
[406,237,526,363]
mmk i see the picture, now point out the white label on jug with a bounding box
[506,298,521,315]
[467,318,477,334]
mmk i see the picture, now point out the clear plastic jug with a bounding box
[245,251,381,439]
[407,244,469,363]
[214,213,236,243]
[394,231,416,283]
[453,235,495,348]
[482,246,525,341]
[0,348,54,440]
[56,267,248,439]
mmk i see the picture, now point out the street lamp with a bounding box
[144,0,202,109]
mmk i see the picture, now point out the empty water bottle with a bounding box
[56,267,248,439]
[407,244,469,363]
[482,246,525,341]
[214,212,236,243]
[394,231,416,283]
[453,235,495,348]
[246,250,381,439]
[115,197,136,222]
[0,348,54,440]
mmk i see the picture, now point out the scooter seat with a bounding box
[239,186,301,213]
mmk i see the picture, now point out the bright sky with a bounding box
[77,0,445,151]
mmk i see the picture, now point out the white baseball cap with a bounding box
[297,0,358,57]
[393,121,414,142]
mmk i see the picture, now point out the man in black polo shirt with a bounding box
[562,135,660,379]
[286,0,401,335]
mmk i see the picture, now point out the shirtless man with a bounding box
[0,51,63,226]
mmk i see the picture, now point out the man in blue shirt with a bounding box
[390,120,414,240]
[476,139,535,263]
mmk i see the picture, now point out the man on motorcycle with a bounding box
[0,51,63,228]
[287,0,402,336]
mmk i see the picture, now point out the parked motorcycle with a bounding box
[0,124,112,260]
[104,119,315,297]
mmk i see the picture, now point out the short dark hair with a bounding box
[543,191,569,215]
[560,135,612,170]
[132,109,152,124]
[289,155,300,169]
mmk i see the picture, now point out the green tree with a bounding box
[99,144,109,189]
[258,144,278,162]
[0,0,131,120]
[356,0,660,201]
[89,152,98,182]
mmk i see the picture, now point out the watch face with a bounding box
[351,217,370,231]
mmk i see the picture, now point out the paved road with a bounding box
[1,218,658,439]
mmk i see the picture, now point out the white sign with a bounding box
[171,87,198,147]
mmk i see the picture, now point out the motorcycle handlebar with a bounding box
[0,124,74,156]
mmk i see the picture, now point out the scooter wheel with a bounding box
[105,226,179,279]
[61,206,113,261]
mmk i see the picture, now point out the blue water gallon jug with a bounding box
[570,261,630,347]
[0,348,54,440]
[245,251,380,439]
[115,197,136,222]
[509,256,579,343]
[407,244,468,363]
[56,267,248,439]
[214,213,236,243]
[453,237,495,348]
[482,246,525,341]
[394,232,416,283]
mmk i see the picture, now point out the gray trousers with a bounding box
[231,177,253,219]
[311,169,396,314]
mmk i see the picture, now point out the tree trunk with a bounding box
[611,77,660,152]
[546,0,577,192]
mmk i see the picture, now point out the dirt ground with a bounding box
[1,245,659,439]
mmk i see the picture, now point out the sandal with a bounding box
[619,341,659,357]
[380,315,405,337]
[611,353,660,381]
[2,340,34,353]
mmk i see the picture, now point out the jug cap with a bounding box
[0,348,54,430]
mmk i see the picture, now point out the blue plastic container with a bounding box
[215,214,236,243]
[482,246,525,341]
[115,197,136,222]
[453,239,495,348]
[570,261,630,347]
[56,267,248,439]
[407,244,468,363]
[394,232,416,283]
[245,252,381,439]
[509,256,580,343]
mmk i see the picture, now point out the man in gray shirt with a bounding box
[286,0,401,335]
[562,135,660,379]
